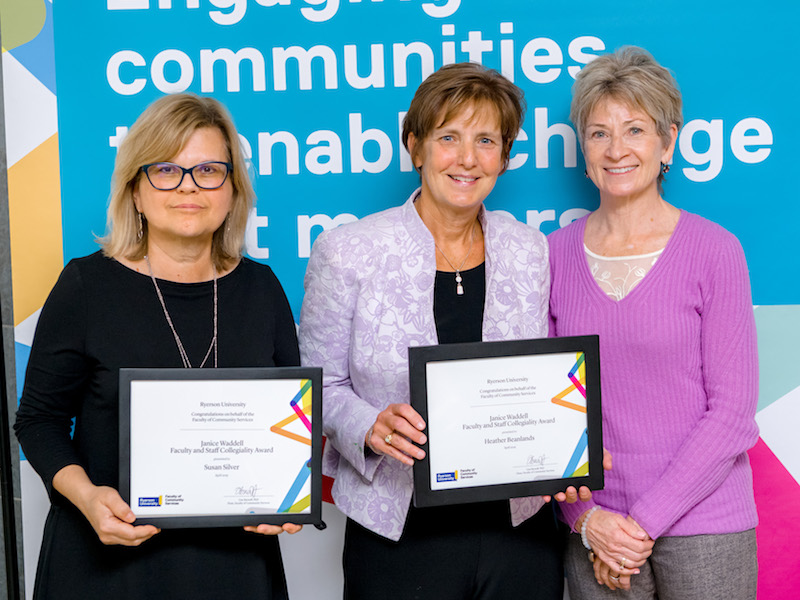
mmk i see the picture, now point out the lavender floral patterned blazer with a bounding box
[299,189,550,541]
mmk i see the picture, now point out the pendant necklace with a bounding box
[145,255,218,368]
[434,222,476,296]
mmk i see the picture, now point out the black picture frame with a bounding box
[408,335,603,508]
[119,367,323,529]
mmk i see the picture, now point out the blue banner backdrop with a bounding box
[53,0,796,315]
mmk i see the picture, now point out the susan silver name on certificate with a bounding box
[129,378,313,517]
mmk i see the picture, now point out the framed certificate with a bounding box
[119,367,323,528]
[409,336,603,508]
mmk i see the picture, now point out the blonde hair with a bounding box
[100,93,253,271]
[570,47,683,191]
[402,62,525,173]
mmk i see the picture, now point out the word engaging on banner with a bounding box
[54,0,788,312]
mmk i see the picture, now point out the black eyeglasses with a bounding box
[140,161,233,191]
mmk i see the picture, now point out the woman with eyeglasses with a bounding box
[15,94,301,599]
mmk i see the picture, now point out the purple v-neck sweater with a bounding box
[549,211,759,539]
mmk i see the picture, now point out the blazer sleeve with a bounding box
[299,231,385,481]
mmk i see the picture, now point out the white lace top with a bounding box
[585,245,664,301]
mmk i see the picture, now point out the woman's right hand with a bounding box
[78,485,161,546]
[53,464,160,546]
[584,508,653,575]
[366,404,427,466]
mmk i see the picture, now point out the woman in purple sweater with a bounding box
[549,47,758,599]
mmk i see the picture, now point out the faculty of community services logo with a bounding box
[436,471,458,483]
[138,496,162,507]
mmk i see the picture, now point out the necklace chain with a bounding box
[145,255,218,368]
[434,222,476,296]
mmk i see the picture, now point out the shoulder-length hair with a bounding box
[99,93,253,271]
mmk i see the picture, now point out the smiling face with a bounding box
[133,126,233,248]
[409,103,505,219]
[583,98,677,204]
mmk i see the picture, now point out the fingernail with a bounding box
[419,435,427,444]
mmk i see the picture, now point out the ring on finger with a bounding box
[620,556,627,569]
[384,433,393,446]
[610,574,620,582]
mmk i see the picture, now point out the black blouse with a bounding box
[433,263,486,344]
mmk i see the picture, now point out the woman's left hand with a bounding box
[544,485,592,503]
[547,448,613,503]
[244,523,303,536]
[594,558,632,591]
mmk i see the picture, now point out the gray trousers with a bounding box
[565,529,757,600]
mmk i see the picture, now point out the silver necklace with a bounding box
[145,255,218,368]
[434,223,476,296]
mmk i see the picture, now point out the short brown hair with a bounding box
[100,93,254,271]
[402,62,525,172]
[570,47,683,189]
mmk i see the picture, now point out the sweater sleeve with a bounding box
[539,236,551,337]
[549,226,601,531]
[14,262,91,496]
[628,231,759,539]
[298,232,384,481]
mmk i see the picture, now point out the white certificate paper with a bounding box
[409,336,602,507]
[125,375,316,522]
[425,352,589,491]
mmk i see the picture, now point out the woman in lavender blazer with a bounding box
[300,63,580,599]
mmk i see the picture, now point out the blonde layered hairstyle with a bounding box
[402,62,525,173]
[100,93,254,271]
[570,47,683,191]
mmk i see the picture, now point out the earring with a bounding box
[137,212,144,241]
[661,163,670,174]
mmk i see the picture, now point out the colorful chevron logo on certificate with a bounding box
[271,379,313,513]
[551,352,589,477]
